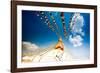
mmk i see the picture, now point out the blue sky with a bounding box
[22,10,90,51]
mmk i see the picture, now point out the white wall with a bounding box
[0,0,99,73]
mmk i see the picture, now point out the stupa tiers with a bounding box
[55,38,64,51]
[22,38,73,62]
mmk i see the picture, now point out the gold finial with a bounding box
[55,38,64,51]
[58,38,62,42]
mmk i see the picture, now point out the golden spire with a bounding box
[55,38,64,51]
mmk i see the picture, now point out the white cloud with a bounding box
[69,35,83,47]
[69,13,85,47]
[22,41,39,51]
[70,13,85,36]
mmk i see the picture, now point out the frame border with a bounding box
[11,1,97,73]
